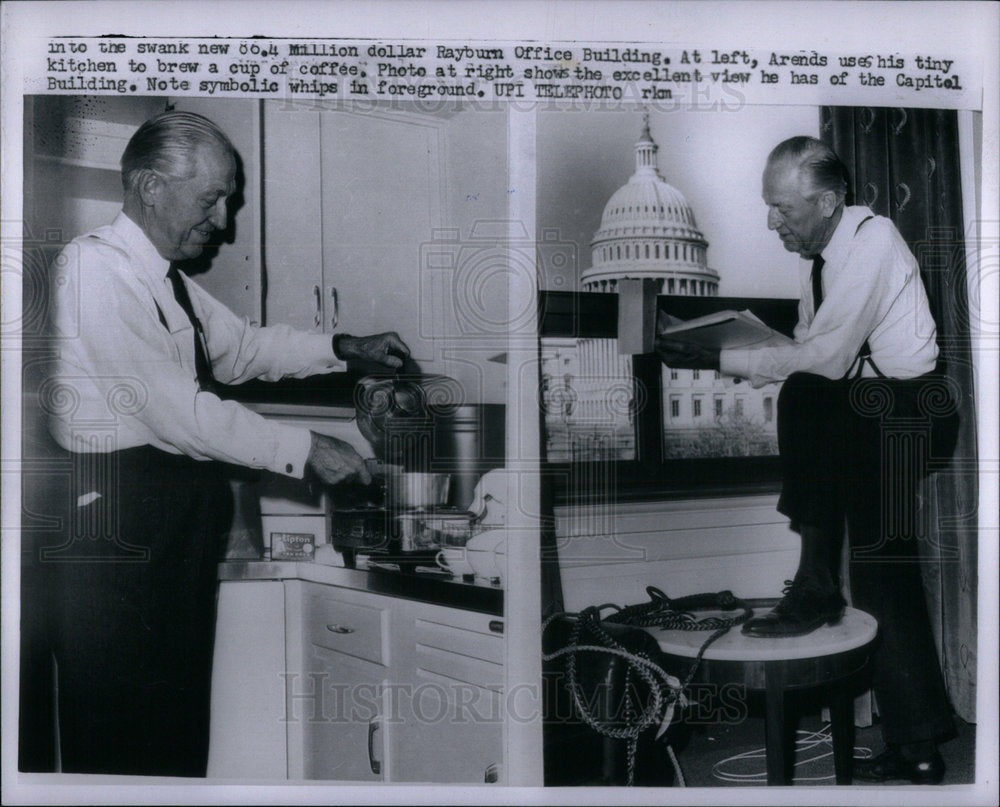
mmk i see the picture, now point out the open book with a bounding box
[656,309,795,350]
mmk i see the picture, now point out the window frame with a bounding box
[538,290,799,504]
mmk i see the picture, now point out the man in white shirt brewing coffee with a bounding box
[40,110,409,777]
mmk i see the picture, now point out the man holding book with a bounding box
[655,136,953,783]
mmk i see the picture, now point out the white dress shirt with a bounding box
[720,206,939,388]
[48,212,345,477]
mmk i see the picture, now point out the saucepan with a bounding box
[396,509,476,553]
[337,459,452,511]
[385,468,451,511]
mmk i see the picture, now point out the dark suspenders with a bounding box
[847,215,884,380]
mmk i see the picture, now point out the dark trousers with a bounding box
[35,446,231,777]
[776,372,955,746]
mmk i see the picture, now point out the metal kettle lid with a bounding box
[354,371,465,462]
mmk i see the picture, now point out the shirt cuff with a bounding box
[301,332,347,373]
[719,348,751,380]
[269,422,313,478]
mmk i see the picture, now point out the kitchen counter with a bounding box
[218,557,503,616]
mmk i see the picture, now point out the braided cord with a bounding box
[541,587,752,786]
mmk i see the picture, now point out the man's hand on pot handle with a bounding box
[306,431,372,486]
[333,331,411,371]
[654,337,721,371]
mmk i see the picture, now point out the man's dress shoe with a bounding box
[741,578,847,638]
[853,747,945,784]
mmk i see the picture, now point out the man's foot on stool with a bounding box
[854,746,945,784]
[741,576,846,638]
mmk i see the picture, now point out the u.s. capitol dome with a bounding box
[582,119,719,296]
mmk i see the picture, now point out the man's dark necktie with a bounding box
[811,255,825,311]
[166,266,216,391]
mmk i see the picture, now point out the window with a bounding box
[692,369,700,380]
[538,291,796,500]
[540,336,635,463]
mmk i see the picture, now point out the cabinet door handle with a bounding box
[367,718,381,775]
[325,624,355,634]
[312,285,322,328]
[484,762,499,783]
[329,286,339,329]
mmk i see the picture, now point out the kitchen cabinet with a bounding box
[261,100,510,403]
[262,101,443,354]
[285,580,390,781]
[260,103,324,335]
[280,576,504,783]
[389,600,504,784]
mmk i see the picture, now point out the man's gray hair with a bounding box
[767,136,850,202]
[121,110,234,192]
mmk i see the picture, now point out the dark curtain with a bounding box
[820,107,978,722]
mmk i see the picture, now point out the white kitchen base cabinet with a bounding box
[284,580,390,781]
[389,600,504,784]
[210,576,505,784]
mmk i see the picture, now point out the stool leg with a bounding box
[830,682,854,784]
[764,669,790,785]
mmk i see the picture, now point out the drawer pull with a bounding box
[489,620,504,634]
[326,624,356,634]
[367,719,381,775]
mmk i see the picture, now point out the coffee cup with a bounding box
[436,547,475,577]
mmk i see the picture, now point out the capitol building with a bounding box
[582,120,718,296]
[542,118,779,462]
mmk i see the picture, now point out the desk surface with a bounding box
[649,607,877,662]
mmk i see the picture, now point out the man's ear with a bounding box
[135,169,165,207]
[818,189,839,218]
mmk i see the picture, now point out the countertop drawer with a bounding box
[407,604,504,691]
[303,586,388,665]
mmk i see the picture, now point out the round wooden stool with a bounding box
[649,607,878,785]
